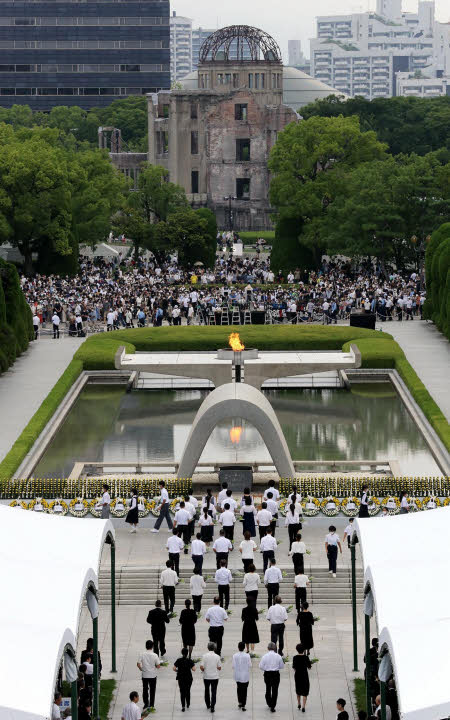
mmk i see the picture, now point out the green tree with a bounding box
[270,216,316,276]
[195,207,218,245]
[153,208,215,268]
[95,96,148,151]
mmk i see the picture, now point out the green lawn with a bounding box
[239,231,274,242]
[0,324,448,480]
[354,678,366,712]
[61,679,116,720]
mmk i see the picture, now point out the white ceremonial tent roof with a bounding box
[354,507,450,720]
[79,242,120,258]
[0,505,115,720]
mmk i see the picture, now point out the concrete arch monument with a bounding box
[177,382,295,478]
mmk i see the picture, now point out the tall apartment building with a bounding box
[288,40,305,67]
[170,12,192,82]
[310,0,449,99]
[0,0,170,110]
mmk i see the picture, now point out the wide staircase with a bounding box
[97,565,364,606]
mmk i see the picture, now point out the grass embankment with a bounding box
[354,678,366,712]
[239,230,274,242]
[0,324,448,479]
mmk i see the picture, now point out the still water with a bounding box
[33,384,441,477]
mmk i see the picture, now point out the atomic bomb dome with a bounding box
[199,25,282,64]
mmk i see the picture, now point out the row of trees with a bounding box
[424,223,450,339]
[268,112,450,274]
[0,257,33,373]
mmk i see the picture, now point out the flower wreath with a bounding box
[278,498,289,516]
[138,496,151,518]
[69,498,89,517]
[406,496,422,512]
[28,498,48,512]
[341,496,360,517]
[381,496,400,515]
[443,498,450,507]
[110,497,127,518]
[149,498,159,516]
[301,496,320,516]
[320,496,341,517]
[48,499,68,515]
[9,499,26,509]
[422,496,440,510]
[169,497,182,515]
[90,497,103,518]
[367,496,380,516]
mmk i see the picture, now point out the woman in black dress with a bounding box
[241,596,259,653]
[173,647,196,711]
[241,496,257,537]
[293,643,312,712]
[297,601,315,656]
[179,599,197,657]
[358,484,370,518]
[125,488,139,532]
[199,507,214,546]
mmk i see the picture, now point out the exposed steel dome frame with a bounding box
[199,25,282,64]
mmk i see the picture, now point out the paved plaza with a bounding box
[78,518,368,720]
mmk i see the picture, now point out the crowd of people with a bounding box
[22,250,426,337]
[94,480,399,719]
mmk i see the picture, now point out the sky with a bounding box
[171,0,449,62]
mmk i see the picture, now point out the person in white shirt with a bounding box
[215,559,232,610]
[137,639,160,710]
[199,507,215,546]
[294,572,310,612]
[289,533,306,574]
[243,563,260,604]
[121,691,141,720]
[343,518,355,549]
[101,483,111,519]
[260,527,277,572]
[152,480,173,531]
[259,642,284,711]
[399,491,410,515]
[375,694,392,720]
[174,501,191,551]
[221,489,237,513]
[263,481,280,502]
[285,502,301,550]
[265,492,279,537]
[191,532,206,574]
[205,597,228,657]
[219,503,236,543]
[33,313,40,339]
[256,502,273,540]
[160,559,178,613]
[52,693,62,720]
[166,530,184,575]
[264,558,283,608]
[267,597,288,656]
[239,531,257,571]
[217,482,229,506]
[232,642,252,710]
[200,642,222,712]
[190,567,206,613]
[106,309,115,331]
[325,525,342,578]
[213,530,232,569]
[51,312,60,339]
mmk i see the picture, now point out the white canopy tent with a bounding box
[354,507,450,719]
[79,242,120,258]
[0,505,115,720]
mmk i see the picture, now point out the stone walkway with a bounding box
[0,336,84,463]
[380,320,450,421]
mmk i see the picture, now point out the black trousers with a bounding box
[295,587,307,612]
[154,503,173,530]
[151,631,166,657]
[267,582,279,607]
[215,551,228,569]
[270,623,285,655]
[163,586,175,613]
[192,554,203,574]
[287,524,299,550]
[259,526,269,541]
[242,558,253,572]
[263,550,275,572]
[53,323,60,339]
[264,671,280,709]
[208,625,224,656]
[192,594,202,613]
[178,678,192,709]
[142,677,157,708]
[292,553,304,574]
[224,525,234,542]
[204,679,219,709]
[236,681,249,708]
[270,514,278,537]
[177,524,190,549]
[245,590,258,606]
[169,552,180,575]
[328,545,338,573]
[218,584,230,609]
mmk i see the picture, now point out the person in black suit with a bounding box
[336,698,349,720]
[146,599,170,657]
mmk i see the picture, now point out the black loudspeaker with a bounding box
[350,313,376,330]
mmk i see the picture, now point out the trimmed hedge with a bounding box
[0,257,33,372]
[423,222,450,339]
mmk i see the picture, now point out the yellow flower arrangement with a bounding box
[422,496,440,510]
[8,499,26,509]
[28,498,49,512]
[110,497,127,518]
[320,496,341,517]
[341,496,360,517]
[443,498,450,507]
[69,498,89,517]
[170,497,182,515]
[381,496,400,515]
[406,497,422,512]
[301,496,320,517]
[278,498,289,516]
[147,499,158,516]
[367,496,381,516]
[48,499,68,515]
[89,497,103,518]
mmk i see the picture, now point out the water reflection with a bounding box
[33,384,441,478]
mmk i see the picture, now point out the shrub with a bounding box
[423,222,450,339]
[0,257,33,372]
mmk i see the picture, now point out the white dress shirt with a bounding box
[264,566,282,584]
[191,538,206,556]
[285,511,300,525]
[201,650,221,679]
[259,650,284,671]
[260,535,277,553]
[160,488,169,505]
[290,540,306,555]
[160,568,178,587]
[188,495,199,508]
[294,574,309,588]
[139,650,160,678]
[167,535,184,553]
[218,488,228,505]
[257,509,272,526]
[243,572,260,591]
[215,567,232,585]
[183,501,196,519]
[174,508,190,525]
[266,499,278,516]
[232,651,252,682]
[240,539,257,559]
[199,514,214,526]
[205,605,228,627]
[263,488,280,502]
[267,604,288,625]
[221,496,237,512]
[121,702,141,720]
[213,537,232,553]
[220,509,236,526]
[325,532,340,546]
[190,574,206,595]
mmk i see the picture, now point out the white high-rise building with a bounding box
[309,0,449,99]
[288,40,305,67]
[170,12,193,82]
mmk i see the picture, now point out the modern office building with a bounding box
[309,0,450,99]
[0,0,170,110]
[170,12,192,82]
